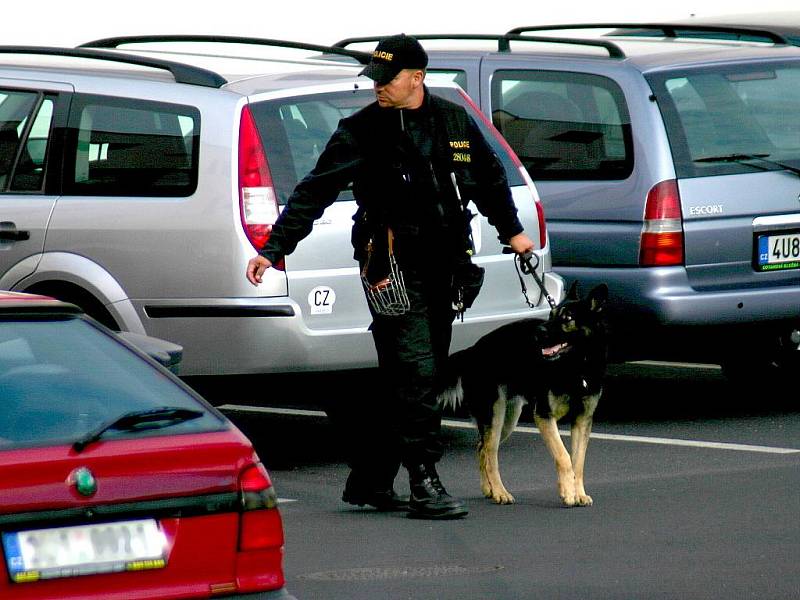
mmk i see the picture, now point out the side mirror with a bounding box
[116,331,183,374]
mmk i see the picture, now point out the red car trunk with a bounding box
[0,430,286,599]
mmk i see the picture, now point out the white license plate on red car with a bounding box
[2,519,167,583]
[756,231,800,271]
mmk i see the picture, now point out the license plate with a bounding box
[756,231,800,271]
[2,519,167,583]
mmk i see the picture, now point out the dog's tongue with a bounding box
[542,342,568,357]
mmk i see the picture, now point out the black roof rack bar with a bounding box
[333,33,625,58]
[507,23,788,45]
[79,35,372,65]
[0,46,227,87]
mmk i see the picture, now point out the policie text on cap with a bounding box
[359,34,429,86]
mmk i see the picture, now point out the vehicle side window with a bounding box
[250,91,374,204]
[63,95,200,197]
[11,97,54,192]
[0,90,51,192]
[428,69,468,89]
[491,70,633,180]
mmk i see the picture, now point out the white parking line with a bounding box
[442,419,800,455]
[218,404,800,455]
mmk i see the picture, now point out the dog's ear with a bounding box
[588,284,609,311]
[567,281,580,300]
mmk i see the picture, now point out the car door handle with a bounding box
[0,222,30,241]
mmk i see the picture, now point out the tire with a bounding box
[721,326,800,395]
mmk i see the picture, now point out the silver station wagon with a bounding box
[0,37,561,378]
[336,27,800,384]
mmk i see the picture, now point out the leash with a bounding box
[503,247,557,310]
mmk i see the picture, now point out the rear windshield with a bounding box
[249,86,522,204]
[647,62,800,178]
[0,317,222,449]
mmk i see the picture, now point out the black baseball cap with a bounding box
[359,34,428,86]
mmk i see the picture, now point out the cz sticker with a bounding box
[308,286,336,315]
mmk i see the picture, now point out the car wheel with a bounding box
[721,326,800,394]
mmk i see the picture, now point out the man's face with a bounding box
[374,69,424,109]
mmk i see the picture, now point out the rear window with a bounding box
[0,316,222,449]
[63,95,200,197]
[249,86,522,204]
[491,70,633,180]
[648,62,800,178]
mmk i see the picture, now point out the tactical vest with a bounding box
[346,93,478,267]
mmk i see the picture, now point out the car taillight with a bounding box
[456,89,547,250]
[520,166,548,251]
[239,105,279,252]
[238,462,284,552]
[640,179,684,267]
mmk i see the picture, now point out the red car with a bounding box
[0,292,295,599]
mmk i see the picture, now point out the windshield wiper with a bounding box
[694,153,800,178]
[73,407,205,453]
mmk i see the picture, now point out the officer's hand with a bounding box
[508,232,535,256]
[246,255,272,286]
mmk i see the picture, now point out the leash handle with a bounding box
[503,247,557,310]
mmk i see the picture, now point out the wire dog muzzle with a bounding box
[361,228,410,316]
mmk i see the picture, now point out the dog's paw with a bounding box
[560,493,578,507]
[558,478,578,506]
[491,489,515,505]
[483,484,515,504]
[561,491,593,507]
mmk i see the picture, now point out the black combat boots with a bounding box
[407,464,468,519]
[342,470,409,511]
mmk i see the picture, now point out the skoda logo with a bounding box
[68,467,98,497]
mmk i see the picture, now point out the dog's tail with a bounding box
[437,348,470,412]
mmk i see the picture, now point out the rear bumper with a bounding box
[134,272,563,376]
[145,303,555,376]
[557,265,800,361]
[558,265,800,326]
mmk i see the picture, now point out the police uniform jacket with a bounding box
[259,87,524,272]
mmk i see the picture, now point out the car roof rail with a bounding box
[0,45,228,87]
[507,23,789,45]
[79,35,372,65]
[333,33,625,59]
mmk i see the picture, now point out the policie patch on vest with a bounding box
[450,140,471,162]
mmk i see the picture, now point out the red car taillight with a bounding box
[457,89,548,250]
[239,105,279,252]
[238,462,284,552]
[640,179,684,267]
[520,166,548,251]
[235,461,286,593]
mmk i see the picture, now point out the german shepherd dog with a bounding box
[439,283,608,506]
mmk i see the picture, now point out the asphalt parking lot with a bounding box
[194,362,800,600]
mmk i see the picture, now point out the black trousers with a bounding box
[350,266,455,490]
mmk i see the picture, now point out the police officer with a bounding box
[247,34,533,520]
